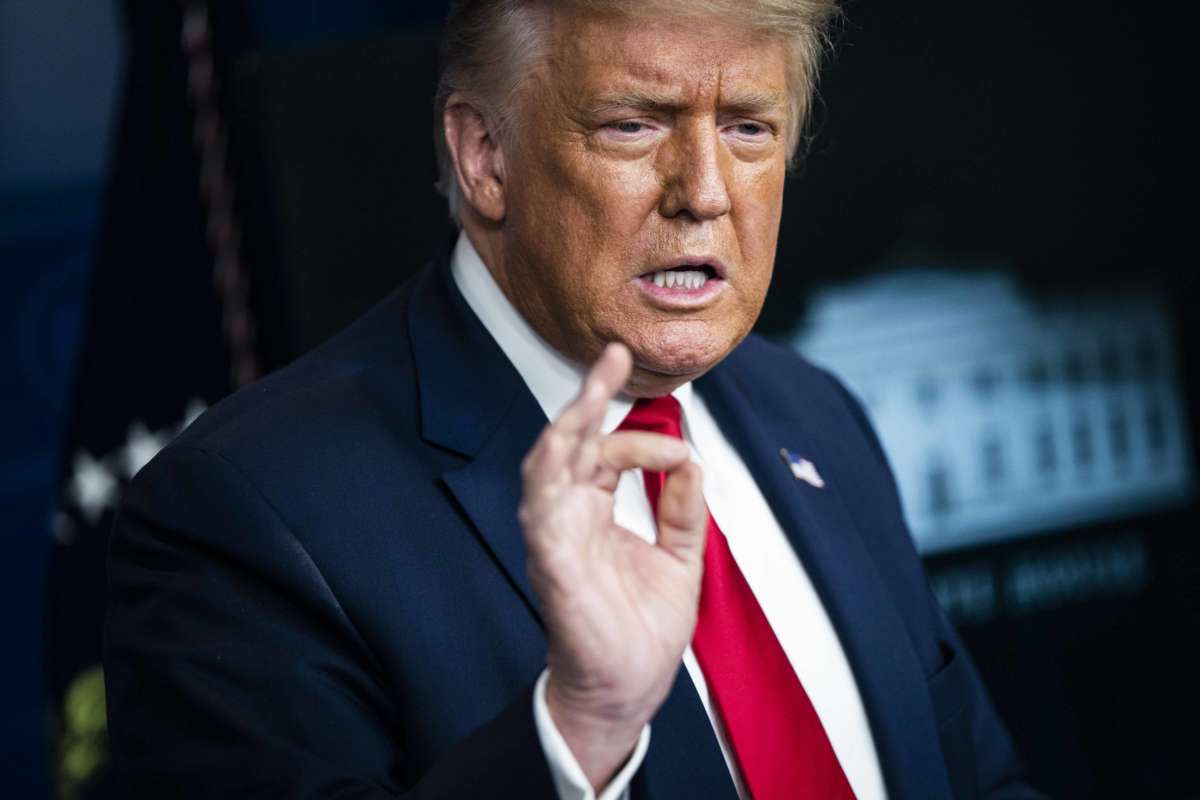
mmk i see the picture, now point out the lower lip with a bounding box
[636,274,727,307]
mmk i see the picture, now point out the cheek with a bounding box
[578,163,663,252]
[517,152,656,265]
[732,164,784,279]
[555,172,664,313]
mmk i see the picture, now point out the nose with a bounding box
[658,120,732,221]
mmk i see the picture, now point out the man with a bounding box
[105,1,1040,798]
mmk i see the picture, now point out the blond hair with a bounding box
[433,0,840,220]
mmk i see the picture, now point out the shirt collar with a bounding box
[449,231,695,435]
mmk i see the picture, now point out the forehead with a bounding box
[546,10,790,108]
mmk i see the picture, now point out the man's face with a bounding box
[497,10,792,395]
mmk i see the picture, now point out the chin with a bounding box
[624,321,739,386]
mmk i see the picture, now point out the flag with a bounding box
[45,3,258,796]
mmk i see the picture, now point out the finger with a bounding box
[554,342,632,438]
[593,431,689,492]
[599,431,690,474]
[521,427,573,489]
[594,462,622,494]
[568,433,600,483]
[655,461,707,567]
[564,344,632,481]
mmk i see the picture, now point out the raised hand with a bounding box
[519,342,709,789]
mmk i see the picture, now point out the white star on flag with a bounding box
[69,450,117,524]
[122,422,166,478]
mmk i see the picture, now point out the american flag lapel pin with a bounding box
[779,448,826,489]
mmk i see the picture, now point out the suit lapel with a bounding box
[408,260,546,621]
[697,355,954,800]
[440,402,549,621]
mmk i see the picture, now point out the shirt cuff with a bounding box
[532,669,651,800]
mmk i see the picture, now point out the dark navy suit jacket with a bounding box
[105,257,1041,798]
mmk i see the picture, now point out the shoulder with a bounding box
[115,268,470,605]
[722,332,852,406]
[721,330,928,580]
[720,332,887,465]
[128,273,447,537]
[178,282,420,470]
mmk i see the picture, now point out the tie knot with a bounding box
[617,395,683,439]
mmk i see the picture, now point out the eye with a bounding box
[611,120,648,135]
[730,121,770,138]
[598,119,660,147]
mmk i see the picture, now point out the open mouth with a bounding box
[639,263,723,291]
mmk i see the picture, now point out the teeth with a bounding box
[648,269,708,290]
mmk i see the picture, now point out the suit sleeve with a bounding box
[104,443,559,799]
[827,374,1047,800]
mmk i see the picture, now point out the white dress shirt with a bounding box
[450,232,888,800]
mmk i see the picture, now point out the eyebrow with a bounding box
[586,87,790,116]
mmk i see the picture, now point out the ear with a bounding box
[443,96,507,222]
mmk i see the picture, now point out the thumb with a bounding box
[655,461,707,567]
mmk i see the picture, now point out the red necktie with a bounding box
[619,395,857,800]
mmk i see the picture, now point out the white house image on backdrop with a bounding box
[789,268,1194,555]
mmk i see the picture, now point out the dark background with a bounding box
[2,1,1193,797]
